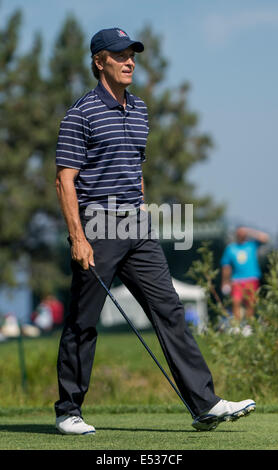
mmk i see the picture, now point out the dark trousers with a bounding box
[55,211,219,418]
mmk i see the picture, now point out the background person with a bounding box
[32,294,64,332]
[221,226,269,321]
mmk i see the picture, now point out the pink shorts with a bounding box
[231,279,260,304]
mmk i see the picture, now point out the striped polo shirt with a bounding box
[56,81,149,212]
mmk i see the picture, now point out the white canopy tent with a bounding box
[100,278,208,333]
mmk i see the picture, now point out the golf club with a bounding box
[90,266,195,418]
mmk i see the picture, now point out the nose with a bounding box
[126,55,135,66]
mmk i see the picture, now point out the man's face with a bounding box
[98,47,135,87]
[236,227,248,243]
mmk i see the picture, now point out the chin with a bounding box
[121,77,132,84]
[120,75,133,86]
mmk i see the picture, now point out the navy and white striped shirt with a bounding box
[56,81,149,211]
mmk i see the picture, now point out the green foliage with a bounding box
[187,241,227,320]
[0,10,92,295]
[187,243,278,403]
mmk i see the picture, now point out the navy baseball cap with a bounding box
[90,28,144,56]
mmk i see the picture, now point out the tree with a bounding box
[131,26,225,221]
[0,9,39,286]
[0,11,93,295]
[48,14,93,110]
[0,12,224,296]
[27,15,94,295]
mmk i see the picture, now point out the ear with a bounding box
[94,54,105,72]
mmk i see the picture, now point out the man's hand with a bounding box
[221,282,232,296]
[221,265,232,296]
[71,238,95,270]
[239,226,269,244]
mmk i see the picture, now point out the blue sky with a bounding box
[1,0,278,238]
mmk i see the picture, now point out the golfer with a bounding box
[55,27,255,434]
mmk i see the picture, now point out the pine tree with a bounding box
[28,15,94,295]
[0,12,224,296]
[0,12,92,294]
[0,10,35,286]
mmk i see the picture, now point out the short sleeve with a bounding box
[56,107,90,170]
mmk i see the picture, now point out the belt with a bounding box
[81,208,140,218]
[107,208,140,217]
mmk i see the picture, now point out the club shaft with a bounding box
[90,267,194,417]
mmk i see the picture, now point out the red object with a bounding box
[44,298,64,325]
[231,279,260,305]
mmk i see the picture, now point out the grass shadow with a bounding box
[0,424,57,435]
[0,424,243,435]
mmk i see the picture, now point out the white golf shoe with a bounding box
[192,398,256,431]
[56,415,96,435]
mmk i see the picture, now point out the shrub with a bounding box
[187,243,278,403]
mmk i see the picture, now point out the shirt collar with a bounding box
[94,81,135,109]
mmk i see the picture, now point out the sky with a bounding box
[1,0,278,239]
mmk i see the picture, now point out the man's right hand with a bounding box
[71,238,95,270]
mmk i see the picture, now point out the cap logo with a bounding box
[117,29,128,38]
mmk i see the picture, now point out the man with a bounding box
[221,226,269,321]
[55,27,255,434]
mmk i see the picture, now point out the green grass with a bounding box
[2,330,275,407]
[1,331,277,451]
[0,331,212,407]
[0,407,277,450]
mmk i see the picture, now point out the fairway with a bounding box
[0,408,277,451]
